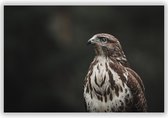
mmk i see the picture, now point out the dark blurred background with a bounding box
[4,6,164,112]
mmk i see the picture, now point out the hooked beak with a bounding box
[87,36,96,45]
[87,40,92,45]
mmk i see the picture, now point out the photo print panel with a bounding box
[4,6,164,112]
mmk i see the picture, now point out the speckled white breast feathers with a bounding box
[84,56,133,112]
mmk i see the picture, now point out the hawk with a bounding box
[83,33,147,112]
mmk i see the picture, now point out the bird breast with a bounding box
[84,56,133,112]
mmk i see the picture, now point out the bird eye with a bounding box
[101,38,107,43]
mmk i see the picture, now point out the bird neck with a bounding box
[94,46,129,67]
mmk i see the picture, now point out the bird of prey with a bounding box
[83,33,147,112]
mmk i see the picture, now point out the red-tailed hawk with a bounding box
[84,33,147,112]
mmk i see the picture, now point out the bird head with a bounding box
[87,33,124,57]
[87,33,129,66]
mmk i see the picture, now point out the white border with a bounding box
[0,0,167,118]
[1,0,166,5]
[0,0,4,117]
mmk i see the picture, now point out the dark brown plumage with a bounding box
[83,33,147,112]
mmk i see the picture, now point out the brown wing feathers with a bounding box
[126,67,147,111]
